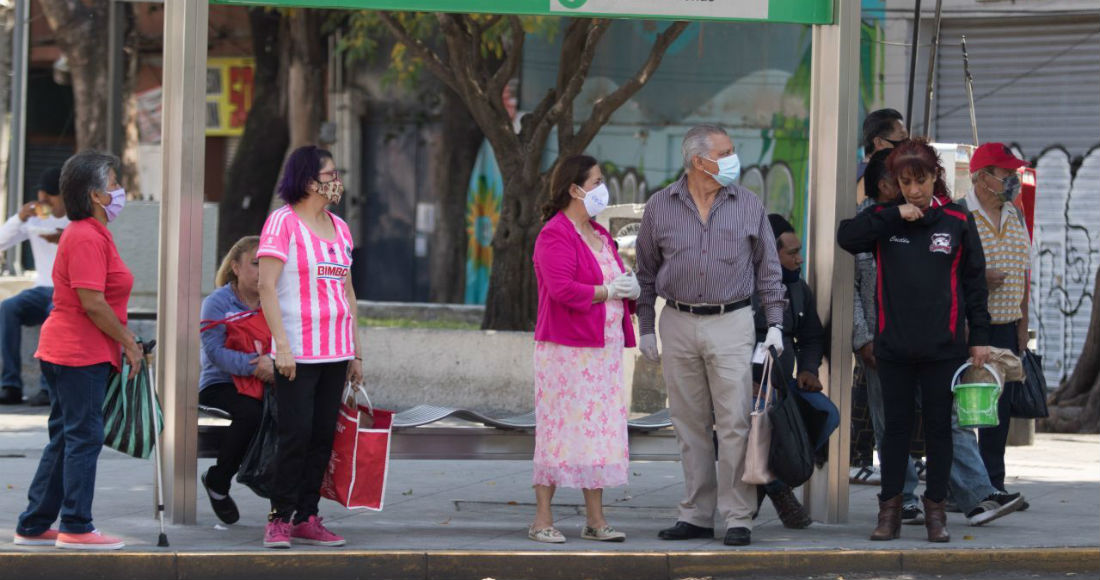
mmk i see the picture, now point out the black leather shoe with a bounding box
[0,387,22,405]
[723,527,752,546]
[658,521,714,540]
[202,469,240,525]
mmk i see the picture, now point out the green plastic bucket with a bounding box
[951,363,1003,428]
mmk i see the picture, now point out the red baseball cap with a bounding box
[970,143,1028,172]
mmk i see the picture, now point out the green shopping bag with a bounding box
[102,351,163,459]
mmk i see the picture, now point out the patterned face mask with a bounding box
[317,179,344,205]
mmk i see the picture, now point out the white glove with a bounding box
[606,273,639,300]
[640,333,660,362]
[764,326,784,356]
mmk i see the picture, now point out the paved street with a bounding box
[0,406,1096,579]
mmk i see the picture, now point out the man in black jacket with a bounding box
[749,215,840,529]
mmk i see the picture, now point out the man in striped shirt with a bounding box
[636,125,786,547]
[965,143,1031,498]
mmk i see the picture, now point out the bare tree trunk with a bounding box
[37,0,109,150]
[1042,268,1100,433]
[218,8,288,259]
[428,86,482,304]
[287,9,325,149]
[481,170,545,330]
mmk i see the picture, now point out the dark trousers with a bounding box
[269,361,347,522]
[17,361,110,535]
[1,286,53,394]
[979,322,1020,491]
[199,383,263,495]
[876,357,964,502]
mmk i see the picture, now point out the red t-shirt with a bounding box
[36,218,133,370]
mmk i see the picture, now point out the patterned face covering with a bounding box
[317,179,344,205]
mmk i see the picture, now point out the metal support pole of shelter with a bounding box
[158,0,207,524]
[804,0,859,524]
[4,0,29,274]
[106,0,126,157]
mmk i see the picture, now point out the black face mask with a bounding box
[782,266,801,284]
[883,137,906,148]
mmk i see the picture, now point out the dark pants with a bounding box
[876,357,964,502]
[200,383,263,495]
[1,286,53,394]
[979,322,1020,491]
[269,361,347,522]
[17,361,110,535]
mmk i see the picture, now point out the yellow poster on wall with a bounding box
[206,57,255,136]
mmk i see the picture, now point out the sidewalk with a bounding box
[0,406,1096,579]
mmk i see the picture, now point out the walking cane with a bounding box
[142,339,169,547]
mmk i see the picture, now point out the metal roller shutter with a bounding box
[934,16,1100,157]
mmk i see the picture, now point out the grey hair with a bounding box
[682,125,728,170]
[60,150,120,221]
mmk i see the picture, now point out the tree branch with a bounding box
[487,16,524,107]
[570,21,689,153]
[527,19,608,178]
[377,11,457,91]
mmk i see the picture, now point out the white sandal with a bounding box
[528,525,566,544]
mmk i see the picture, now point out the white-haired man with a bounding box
[635,125,785,547]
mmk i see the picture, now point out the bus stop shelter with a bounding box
[157,0,861,524]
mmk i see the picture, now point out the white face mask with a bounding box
[702,153,741,187]
[575,182,609,217]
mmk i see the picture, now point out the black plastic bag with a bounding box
[766,350,815,487]
[236,387,279,498]
[1008,349,1049,419]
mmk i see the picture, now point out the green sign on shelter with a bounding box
[216,0,835,24]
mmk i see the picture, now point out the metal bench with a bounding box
[197,404,679,461]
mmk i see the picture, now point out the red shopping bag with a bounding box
[321,385,393,511]
[200,309,272,400]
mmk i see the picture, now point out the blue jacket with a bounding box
[199,284,256,390]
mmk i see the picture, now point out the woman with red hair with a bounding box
[838,138,991,543]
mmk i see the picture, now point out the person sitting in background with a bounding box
[0,167,69,406]
[750,214,840,530]
[198,235,271,525]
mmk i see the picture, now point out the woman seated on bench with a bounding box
[198,235,273,524]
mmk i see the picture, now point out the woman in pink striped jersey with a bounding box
[256,146,361,549]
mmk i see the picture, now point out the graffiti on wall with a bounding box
[1030,144,1100,387]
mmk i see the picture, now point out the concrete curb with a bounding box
[1,546,1097,579]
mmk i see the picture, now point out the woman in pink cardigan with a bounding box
[529,154,639,544]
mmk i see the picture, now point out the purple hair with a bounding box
[277,145,333,205]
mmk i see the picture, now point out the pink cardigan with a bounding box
[533,212,637,348]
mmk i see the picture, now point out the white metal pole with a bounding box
[4,0,29,274]
[158,0,207,524]
[805,0,860,524]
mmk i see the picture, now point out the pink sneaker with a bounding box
[291,515,345,547]
[13,529,59,546]
[55,530,124,551]
[263,519,292,549]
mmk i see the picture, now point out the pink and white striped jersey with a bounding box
[257,206,356,363]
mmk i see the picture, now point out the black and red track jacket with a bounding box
[837,201,991,363]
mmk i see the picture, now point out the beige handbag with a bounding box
[742,352,776,485]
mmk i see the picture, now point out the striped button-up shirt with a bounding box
[635,175,785,335]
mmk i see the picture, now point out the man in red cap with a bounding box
[964,142,1031,499]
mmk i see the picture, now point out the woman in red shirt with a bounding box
[13,151,139,551]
